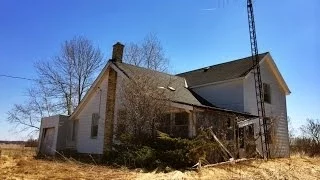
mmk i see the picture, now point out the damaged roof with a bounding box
[177,52,269,87]
[113,62,256,117]
[114,62,205,106]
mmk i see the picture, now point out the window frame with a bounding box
[91,113,100,139]
[263,83,271,104]
[174,112,189,126]
[226,117,232,129]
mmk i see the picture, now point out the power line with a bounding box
[0,74,36,81]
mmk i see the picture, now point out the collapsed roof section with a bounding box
[113,61,256,118]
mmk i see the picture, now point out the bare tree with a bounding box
[116,72,173,141]
[287,116,295,146]
[7,36,103,135]
[65,37,104,105]
[123,33,169,72]
[290,119,320,156]
[7,84,58,134]
[35,36,104,115]
[300,119,320,144]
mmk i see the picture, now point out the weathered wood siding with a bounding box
[243,57,289,157]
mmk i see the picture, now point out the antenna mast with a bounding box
[246,0,270,159]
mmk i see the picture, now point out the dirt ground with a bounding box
[1,146,320,180]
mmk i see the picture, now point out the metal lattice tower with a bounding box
[246,0,270,159]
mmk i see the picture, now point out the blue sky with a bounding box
[0,0,319,140]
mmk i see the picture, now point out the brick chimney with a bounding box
[112,42,124,62]
[104,42,123,153]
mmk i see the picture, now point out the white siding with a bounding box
[244,57,289,157]
[191,79,244,112]
[74,71,109,154]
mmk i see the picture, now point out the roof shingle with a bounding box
[114,62,205,106]
[177,52,268,87]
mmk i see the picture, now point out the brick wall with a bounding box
[103,68,117,152]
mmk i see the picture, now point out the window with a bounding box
[72,119,79,141]
[172,112,189,138]
[226,118,232,128]
[263,83,271,104]
[246,124,254,140]
[91,113,100,138]
[174,112,188,126]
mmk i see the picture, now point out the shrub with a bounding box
[104,130,223,169]
[291,137,320,156]
[25,139,38,147]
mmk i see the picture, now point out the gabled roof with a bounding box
[72,53,283,119]
[113,62,256,117]
[177,52,290,95]
[177,52,269,87]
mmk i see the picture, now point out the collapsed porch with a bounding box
[157,102,259,159]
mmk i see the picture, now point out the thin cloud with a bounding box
[201,8,217,11]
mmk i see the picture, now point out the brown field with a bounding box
[1,145,320,180]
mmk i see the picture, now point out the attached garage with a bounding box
[39,127,55,155]
[38,115,69,155]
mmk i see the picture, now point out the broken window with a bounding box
[171,112,189,138]
[174,112,188,126]
[91,113,100,138]
[246,124,254,140]
[263,83,271,104]
[226,117,232,128]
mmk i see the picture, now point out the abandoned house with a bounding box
[38,42,290,159]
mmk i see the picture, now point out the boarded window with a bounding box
[72,119,79,141]
[263,83,271,104]
[91,113,100,138]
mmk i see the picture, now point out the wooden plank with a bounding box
[208,128,234,159]
[203,158,255,168]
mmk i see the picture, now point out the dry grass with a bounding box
[138,154,320,180]
[1,146,320,180]
[0,147,136,180]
